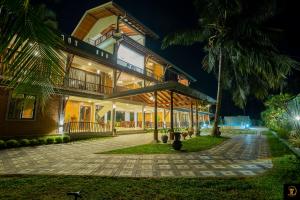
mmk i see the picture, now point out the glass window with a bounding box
[117,44,145,69]
[7,94,36,120]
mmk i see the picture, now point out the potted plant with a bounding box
[161,129,168,143]
[172,132,182,150]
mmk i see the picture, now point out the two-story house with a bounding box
[0,1,215,139]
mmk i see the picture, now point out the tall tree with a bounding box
[162,0,297,136]
[0,0,65,107]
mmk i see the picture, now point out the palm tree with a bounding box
[0,0,65,107]
[162,0,297,136]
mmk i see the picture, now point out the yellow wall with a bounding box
[64,100,94,122]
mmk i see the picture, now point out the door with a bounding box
[79,106,91,131]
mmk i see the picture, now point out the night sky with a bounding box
[40,0,300,119]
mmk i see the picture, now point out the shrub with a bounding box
[6,139,19,148]
[0,140,6,149]
[63,135,70,143]
[29,139,39,146]
[276,128,290,139]
[20,139,30,146]
[38,138,46,145]
[46,137,54,144]
[55,137,63,143]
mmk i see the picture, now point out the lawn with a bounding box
[201,128,257,135]
[0,131,299,200]
[98,135,227,154]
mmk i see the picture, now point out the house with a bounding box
[0,1,215,139]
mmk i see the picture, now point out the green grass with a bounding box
[99,136,227,154]
[0,131,299,200]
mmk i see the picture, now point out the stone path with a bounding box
[0,130,272,177]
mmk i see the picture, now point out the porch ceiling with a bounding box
[105,81,216,109]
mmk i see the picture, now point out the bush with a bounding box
[20,139,30,146]
[55,137,63,143]
[276,128,290,139]
[38,138,46,145]
[29,139,39,146]
[6,139,19,148]
[0,140,6,149]
[46,137,54,144]
[63,135,71,143]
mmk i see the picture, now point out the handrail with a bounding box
[64,122,110,133]
[117,59,163,82]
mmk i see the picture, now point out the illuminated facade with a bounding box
[0,1,215,138]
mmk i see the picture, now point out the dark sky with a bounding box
[40,0,300,119]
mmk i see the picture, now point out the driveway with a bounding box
[0,130,272,177]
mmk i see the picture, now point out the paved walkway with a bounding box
[0,130,272,178]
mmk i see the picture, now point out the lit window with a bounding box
[7,93,36,120]
[117,44,144,69]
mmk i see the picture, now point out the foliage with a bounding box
[38,138,46,145]
[6,139,19,148]
[285,95,300,135]
[55,137,63,143]
[20,139,30,146]
[46,137,54,144]
[261,94,293,133]
[162,0,298,136]
[0,140,6,149]
[0,0,65,107]
[62,135,70,143]
[29,139,39,146]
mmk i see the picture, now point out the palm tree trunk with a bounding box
[212,47,223,136]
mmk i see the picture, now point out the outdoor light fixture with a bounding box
[149,96,154,101]
[295,115,300,121]
[96,70,100,74]
[88,62,92,66]
[113,104,116,109]
[88,100,92,103]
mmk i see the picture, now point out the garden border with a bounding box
[271,131,300,158]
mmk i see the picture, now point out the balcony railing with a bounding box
[117,59,163,82]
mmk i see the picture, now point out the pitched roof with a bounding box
[72,1,159,40]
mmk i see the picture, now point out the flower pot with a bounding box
[188,131,193,138]
[174,132,181,141]
[161,135,168,143]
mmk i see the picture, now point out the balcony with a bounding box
[117,59,163,82]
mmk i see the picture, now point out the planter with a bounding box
[172,132,182,150]
[161,135,168,143]
[182,132,188,140]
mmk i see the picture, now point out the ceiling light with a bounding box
[88,62,92,66]
[96,70,100,74]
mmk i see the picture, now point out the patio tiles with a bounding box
[0,130,273,178]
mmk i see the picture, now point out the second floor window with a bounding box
[117,44,144,69]
[7,94,36,120]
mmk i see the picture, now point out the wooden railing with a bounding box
[87,29,115,47]
[117,59,163,82]
[64,77,113,94]
[64,122,110,134]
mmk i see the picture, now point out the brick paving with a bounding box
[0,129,272,177]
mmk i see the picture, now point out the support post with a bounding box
[142,105,145,129]
[111,102,116,136]
[154,91,159,142]
[189,102,194,134]
[196,101,200,136]
[170,91,174,140]
[113,69,117,93]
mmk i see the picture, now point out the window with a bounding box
[117,44,145,69]
[7,94,36,120]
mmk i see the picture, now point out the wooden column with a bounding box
[195,101,200,136]
[154,91,159,142]
[111,102,116,136]
[189,102,194,134]
[170,91,174,140]
[142,105,145,129]
[112,69,117,93]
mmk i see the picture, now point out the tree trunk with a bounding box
[212,47,223,136]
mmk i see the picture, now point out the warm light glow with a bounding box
[117,44,145,69]
[112,104,116,109]
[149,96,154,101]
[88,62,92,66]
[96,70,100,74]
[88,100,91,103]
[295,116,300,121]
[117,80,123,84]
[148,62,154,66]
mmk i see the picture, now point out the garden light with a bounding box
[295,115,300,121]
